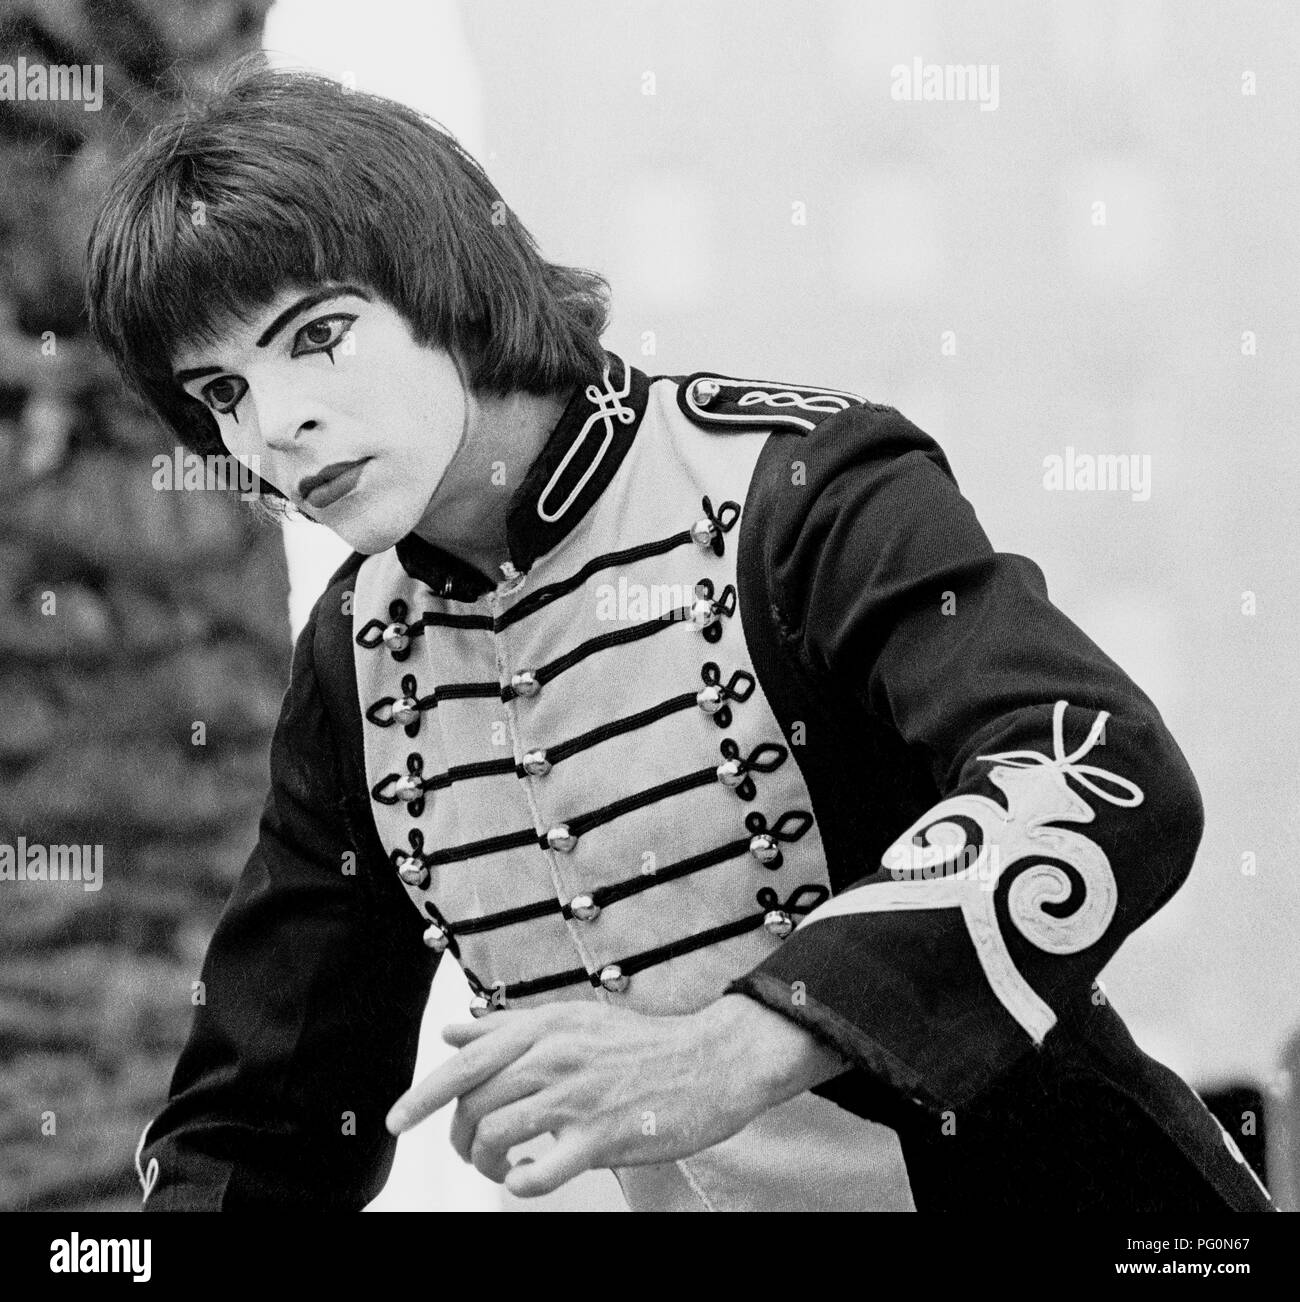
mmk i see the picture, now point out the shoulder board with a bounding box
[676,371,873,434]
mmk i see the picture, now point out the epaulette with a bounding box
[676,371,874,434]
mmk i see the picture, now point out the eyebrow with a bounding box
[175,364,223,384]
[255,284,371,348]
[172,284,372,383]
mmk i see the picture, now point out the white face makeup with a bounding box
[172,285,472,554]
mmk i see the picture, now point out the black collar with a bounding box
[394,351,650,601]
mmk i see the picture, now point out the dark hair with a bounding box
[85,59,610,478]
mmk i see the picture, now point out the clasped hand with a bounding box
[385,994,843,1197]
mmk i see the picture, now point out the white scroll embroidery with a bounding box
[684,375,862,432]
[134,1120,159,1205]
[536,353,636,523]
[793,700,1144,1044]
[737,388,855,417]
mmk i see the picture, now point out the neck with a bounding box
[413,387,572,578]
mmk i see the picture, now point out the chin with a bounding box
[330,509,413,556]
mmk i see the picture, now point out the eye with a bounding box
[291,312,357,360]
[201,375,248,416]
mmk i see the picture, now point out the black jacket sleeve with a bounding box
[726,404,1205,1110]
[137,591,439,1209]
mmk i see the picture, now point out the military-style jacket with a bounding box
[136,353,1272,1212]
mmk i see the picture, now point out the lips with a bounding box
[299,458,370,509]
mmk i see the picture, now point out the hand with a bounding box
[385,994,846,1197]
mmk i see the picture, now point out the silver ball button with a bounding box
[382,622,410,653]
[511,670,541,698]
[547,825,577,853]
[569,894,601,921]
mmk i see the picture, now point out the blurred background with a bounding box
[1,0,1297,1212]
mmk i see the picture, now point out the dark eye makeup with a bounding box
[290,313,357,360]
[195,311,359,421]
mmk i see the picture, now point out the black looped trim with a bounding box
[420,756,519,796]
[585,883,827,984]
[718,736,789,801]
[366,678,498,730]
[694,578,737,645]
[531,692,698,772]
[415,611,495,630]
[371,753,427,816]
[754,883,830,917]
[745,808,815,843]
[466,904,789,1002]
[375,691,701,805]
[389,850,429,889]
[365,672,424,737]
[414,835,756,940]
[400,683,423,736]
[699,495,742,557]
[496,531,694,630]
[378,672,756,799]
[355,618,392,651]
[418,825,542,869]
[461,961,577,1002]
[420,897,462,959]
[366,697,396,727]
[418,849,830,1007]
[727,668,756,702]
[389,828,431,889]
[430,681,500,703]
[403,814,813,972]
[439,894,560,934]
[699,661,755,729]
[591,836,754,906]
[371,775,402,805]
[404,755,428,818]
[357,601,492,658]
[461,968,515,1005]
[553,766,718,843]
[356,599,417,661]
[392,764,734,868]
[699,661,755,701]
[719,738,788,775]
[501,607,689,700]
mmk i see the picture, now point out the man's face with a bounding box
[171,284,469,553]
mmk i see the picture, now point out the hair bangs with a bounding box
[86,63,612,481]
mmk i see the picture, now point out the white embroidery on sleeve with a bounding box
[794,700,1144,1044]
[134,1120,160,1205]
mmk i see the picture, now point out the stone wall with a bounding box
[0,0,281,1210]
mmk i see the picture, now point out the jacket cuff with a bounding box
[137,1140,232,1212]
[725,913,1037,1113]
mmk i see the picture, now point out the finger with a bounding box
[467,1097,553,1184]
[449,1060,548,1163]
[387,1023,539,1134]
[440,1006,565,1048]
[503,1132,599,1198]
[441,1020,493,1048]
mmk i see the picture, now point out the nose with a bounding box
[262,417,318,453]
[251,374,323,453]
